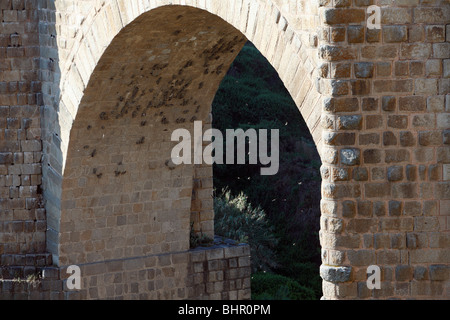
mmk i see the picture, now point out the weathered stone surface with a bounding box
[337,115,362,130]
[1,0,447,302]
[400,131,415,147]
[340,148,360,166]
[352,167,368,181]
[429,265,450,281]
[399,96,426,111]
[363,149,382,164]
[388,166,403,182]
[383,131,397,146]
[320,265,352,283]
[354,62,374,78]
[323,132,356,146]
[389,200,402,216]
[362,97,378,111]
[359,133,380,145]
[322,8,365,25]
[323,97,359,112]
[383,26,408,43]
[382,96,396,112]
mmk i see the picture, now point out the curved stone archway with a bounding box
[47,2,322,267]
[0,0,448,300]
[59,6,250,265]
[43,1,324,299]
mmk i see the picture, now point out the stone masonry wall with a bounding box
[0,0,449,300]
[0,240,251,300]
[0,0,46,259]
[317,0,449,299]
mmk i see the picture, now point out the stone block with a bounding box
[323,132,355,146]
[332,168,350,181]
[365,115,383,129]
[387,166,403,182]
[330,62,351,78]
[323,97,359,112]
[363,149,382,164]
[400,131,415,147]
[366,28,380,43]
[383,131,397,146]
[432,43,450,59]
[351,79,371,95]
[340,148,360,166]
[392,183,418,199]
[385,149,410,163]
[320,265,352,283]
[320,45,357,61]
[357,200,373,217]
[322,8,365,25]
[377,62,391,77]
[383,26,407,43]
[346,218,375,233]
[347,25,365,43]
[337,115,362,130]
[330,27,346,43]
[419,131,442,146]
[354,62,374,78]
[395,265,413,281]
[425,60,441,77]
[410,61,424,76]
[414,7,449,24]
[394,61,409,77]
[373,201,386,217]
[414,266,428,280]
[400,43,431,59]
[365,183,391,198]
[362,97,378,112]
[352,167,368,181]
[415,78,438,95]
[381,7,412,24]
[399,96,426,112]
[388,201,402,217]
[359,133,379,146]
[387,115,407,129]
[342,200,356,218]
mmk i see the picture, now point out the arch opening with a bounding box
[49,3,322,299]
[211,41,322,299]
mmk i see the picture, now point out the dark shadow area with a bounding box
[212,42,322,300]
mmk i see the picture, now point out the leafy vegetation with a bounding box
[189,221,214,248]
[212,42,322,299]
[251,272,315,300]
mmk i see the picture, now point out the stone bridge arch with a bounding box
[45,1,325,299]
[46,1,322,273]
[0,0,448,300]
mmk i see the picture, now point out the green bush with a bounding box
[251,272,315,300]
[275,262,322,300]
[214,190,278,272]
[189,222,213,248]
